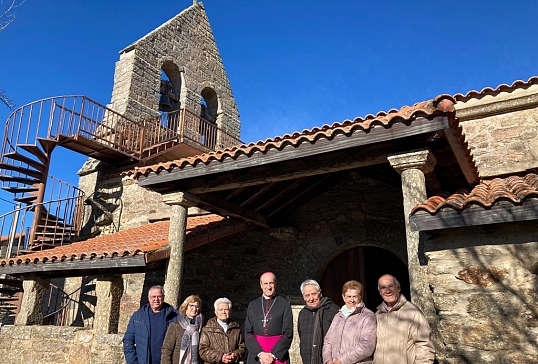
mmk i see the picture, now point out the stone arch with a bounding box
[159,60,182,112]
[200,86,218,124]
[320,246,410,311]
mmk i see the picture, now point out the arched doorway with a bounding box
[320,246,409,311]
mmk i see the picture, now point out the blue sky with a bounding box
[1,0,538,210]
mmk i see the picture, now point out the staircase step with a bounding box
[19,144,49,164]
[14,195,38,204]
[0,163,43,179]
[37,223,74,231]
[3,151,45,171]
[0,288,22,295]
[0,175,40,185]
[2,187,39,196]
[37,137,59,155]
[34,231,75,238]
[0,278,23,288]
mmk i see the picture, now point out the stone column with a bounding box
[15,276,51,325]
[388,149,444,359]
[93,275,123,334]
[162,191,200,308]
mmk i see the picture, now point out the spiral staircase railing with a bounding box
[0,95,243,322]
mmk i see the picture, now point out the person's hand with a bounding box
[334,359,342,364]
[259,352,275,364]
[325,360,334,364]
[222,353,234,363]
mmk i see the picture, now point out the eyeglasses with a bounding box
[303,292,320,299]
[187,303,200,310]
[149,295,164,300]
[379,284,397,293]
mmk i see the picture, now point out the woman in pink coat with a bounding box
[322,280,377,364]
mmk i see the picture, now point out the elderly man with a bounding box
[373,274,435,364]
[199,297,246,364]
[245,272,293,364]
[298,279,339,364]
[123,285,178,364]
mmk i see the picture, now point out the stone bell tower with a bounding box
[107,1,241,143]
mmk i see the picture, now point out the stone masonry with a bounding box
[108,2,240,138]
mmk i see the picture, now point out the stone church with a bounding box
[0,2,537,363]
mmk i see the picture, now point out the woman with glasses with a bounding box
[161,295,203,364]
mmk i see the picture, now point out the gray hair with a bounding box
[300,279,321,295]
[377,275,401,290]
[214,297,232,310]
[148,285,165,296]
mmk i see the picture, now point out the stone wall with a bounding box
[456,83,538,178]
[0,326,124,364]
[425,220,538,363]
[108,2,240,138]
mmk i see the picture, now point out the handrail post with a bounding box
[7,203,21,258]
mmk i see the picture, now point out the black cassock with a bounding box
[245,295,293,364]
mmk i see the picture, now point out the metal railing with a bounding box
[0,178,85,258]
[43,280,96,327]
[2,96,242,166]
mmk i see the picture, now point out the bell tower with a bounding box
[107,2,241,149]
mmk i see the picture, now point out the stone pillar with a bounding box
[388,149,444,359]
[162,191,200,308]
[15,276,51,325]
[93,275,123,334]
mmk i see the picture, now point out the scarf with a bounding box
[177,313,203,364]
[340,301,364,318]
[310,297,330,364]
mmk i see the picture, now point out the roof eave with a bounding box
[409,199,538,231]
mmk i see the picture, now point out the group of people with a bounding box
[123,287,244,364]
[122,272,435,364]
[299,274,435,364]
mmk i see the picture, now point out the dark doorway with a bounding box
[320,246,409,311]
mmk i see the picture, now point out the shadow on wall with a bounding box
[425,220,538,363]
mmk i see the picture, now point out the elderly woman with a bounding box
[161,295,203,364]
[322,280,376,364]
[199,297,246,364]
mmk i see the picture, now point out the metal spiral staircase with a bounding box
[0,95,242,323]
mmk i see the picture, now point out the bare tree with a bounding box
[1,0,25,110]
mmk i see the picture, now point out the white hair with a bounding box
[214,297,232,310]
[148,285,164,296]
[377,275,401,290]
[300,279,321,295]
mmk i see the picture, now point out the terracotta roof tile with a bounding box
[411,173,538,215]
[0,214,227,267]
[129,97,456,178]
[453,76,538,102]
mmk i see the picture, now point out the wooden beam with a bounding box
[240,183,276,207]
[255,179,306,212]
[150,141,400,195]
[409,199,538,231]
[139,116,449,189]
[198,193,269,228]
[268,174,334,217]
[442,120,478,185]
[0,255,147,274]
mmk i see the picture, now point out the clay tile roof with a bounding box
[129,97,456,178]
[0,214,226,267]
[411,173,538,215]
[453,76,538,102]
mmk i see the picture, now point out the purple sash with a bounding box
[253,334,286,364]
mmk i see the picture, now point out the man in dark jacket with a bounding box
[123,285,178,364]
[297,279,339,364]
